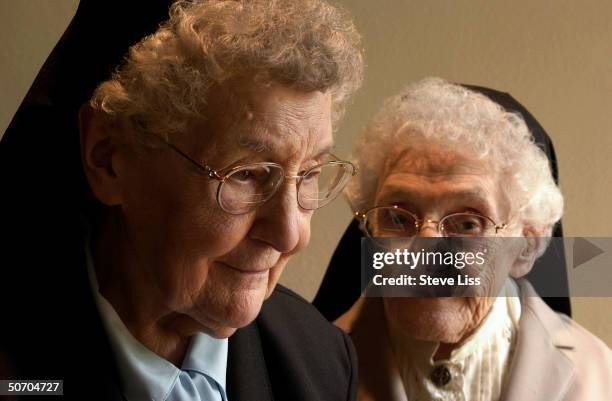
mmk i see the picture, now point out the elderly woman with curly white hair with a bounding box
[1,0,364,400]
[335,78,612,401]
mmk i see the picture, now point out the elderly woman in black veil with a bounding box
[330,78,611,401]
[0,1,363,400]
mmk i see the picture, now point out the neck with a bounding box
[433,341,462,361]
[91,214,197,366]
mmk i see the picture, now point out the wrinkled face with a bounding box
[115,82,333,338]
[376,143,522,343]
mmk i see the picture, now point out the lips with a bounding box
[219,261,271,275]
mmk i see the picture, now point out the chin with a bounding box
[385,297,479,343]
[225,290,267,327]
[194,284,269,337]
[205,326,238,339]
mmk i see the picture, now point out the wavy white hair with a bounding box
[346,77,564,238]
[90,0,363,140]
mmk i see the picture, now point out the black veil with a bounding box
[0,0,173,389]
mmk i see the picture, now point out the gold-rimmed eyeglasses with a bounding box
[151,136,357,215]
[355,205,507,237]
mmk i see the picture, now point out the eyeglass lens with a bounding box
[219,165,285,214]
[218,162,353,214]
[298,163,354,210]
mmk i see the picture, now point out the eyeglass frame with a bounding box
[355,205,508,237]
[147,134,357,214]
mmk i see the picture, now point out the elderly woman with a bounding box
[1,0,363,400]
[336,78,611,401]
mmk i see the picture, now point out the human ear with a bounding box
[509,227,542,278]
[78,103,123,206]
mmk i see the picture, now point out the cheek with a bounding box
[384,297,492,342]
[482,240,522,289]
[298,211,313,248]
[132,198,254,312]
[158,204,249,266]
[265,255,289,299]
[264,211,313,298]
[199,212,252,247]
[168,214,253,283]
[162,177,253,253]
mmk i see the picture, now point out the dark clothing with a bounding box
[229,286,358,401]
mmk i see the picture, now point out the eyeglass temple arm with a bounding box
[164,142,222,180]
[144,133,221,179]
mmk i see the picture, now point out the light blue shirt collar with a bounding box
[85,241,228,401]
[182,333,228,393]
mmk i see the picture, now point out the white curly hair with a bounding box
[90,0,363,140]
[346,77,564,238]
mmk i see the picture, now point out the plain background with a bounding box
[1,0,610,346]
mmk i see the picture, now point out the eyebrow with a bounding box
[379,185,493,215]
[235,125,274,153]
[312,143,336,159]
[235,127,335,159]
[237,137,272,153]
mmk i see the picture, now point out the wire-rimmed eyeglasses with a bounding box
[151,136,357,215]
[355,205,507,237]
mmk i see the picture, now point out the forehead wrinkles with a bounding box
[235,120,309,161]
[385,146,488,180]
[377,147,508,220]
[235,98,327,161]
[244,119,318,162]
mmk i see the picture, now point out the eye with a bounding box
[387,211,410,226]
[460,218,482,231]
[234,169,257,182]
[302,167,322,182]
[229,166,272,184]
[444,214,486,236]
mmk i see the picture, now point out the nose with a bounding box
[249,181,304,253]
[418,217,443,238]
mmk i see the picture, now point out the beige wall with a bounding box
[0,0,79,132]
[1,1,610,346]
